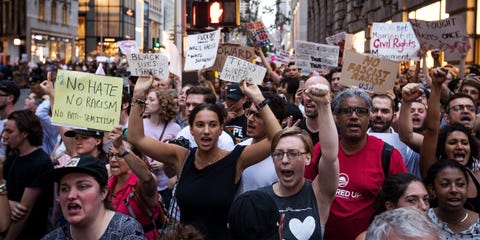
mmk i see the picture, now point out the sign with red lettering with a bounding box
[242,21,272,47]
[409,16,471,61]
[371,22,420,61]
[341,50,399,94]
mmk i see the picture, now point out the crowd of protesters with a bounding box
[0,46,480,240]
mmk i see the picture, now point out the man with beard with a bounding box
[319,88,406,240]
[0,80,20,162]
[368,94,421,178]
[237,93,286,194]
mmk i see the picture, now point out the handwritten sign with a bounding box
[341,50,399,93]
[126,53,169,80]
[213,44,256,72]
[409,16,471,61]
[275,49,291,65]
[295,40,339,72]
[184,29,221,71]
[371,22,420,61]
[117,40,139,54]
[219,56,267,85]
[52,70,123,131]
[243,21,272,47]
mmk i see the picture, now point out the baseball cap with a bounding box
[64,129,104,138]
[48,155,108,185]
[229,190,280,240]
[0,80,20,104]
[226,83,245,101]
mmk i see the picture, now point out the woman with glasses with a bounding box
[259,83,339,239]
[127,76,282,239]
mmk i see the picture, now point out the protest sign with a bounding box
[295,40,339,72]
[52,70,123,131]
[184,29,221,71]
[117,40,139,54]
[213,44,256,72]
[409,15,471,61]
[243,21,272,47]
[219,56,267,85]
[371,22,420,61]
[275,49,291,65]
[341,50,399,94]
[126,53,169,80]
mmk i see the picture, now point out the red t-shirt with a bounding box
[312,135,406,240]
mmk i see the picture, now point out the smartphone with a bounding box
[103,140,113,153]
[299,80,305,89]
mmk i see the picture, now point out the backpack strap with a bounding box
[381,142,394,178]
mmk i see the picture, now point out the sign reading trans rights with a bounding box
[295,40,339,72]
[219,56,267,85]
[371,22,420,61]
[52,70,123,131]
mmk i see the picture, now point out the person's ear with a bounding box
[305,153,312,166]
[101,185,109,200]
[385,201,395,211]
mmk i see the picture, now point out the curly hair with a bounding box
[150,89,179,122]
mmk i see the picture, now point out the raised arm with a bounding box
[306,83,339,224]
[256,48,281,85]
[398,83,425,153]
[419,68,446,177]
[127,76,188,173]
[109,125,158,207]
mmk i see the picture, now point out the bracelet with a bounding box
[132,98,146,106]
[256,98,270,110]
[0,182,6,194]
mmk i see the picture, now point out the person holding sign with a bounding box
[127,76,282,239]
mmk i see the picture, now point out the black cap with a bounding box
[64,129,104,138]
[48,155,108,185]
[226,83,245,101]
[0,80,20,104]
[229,190,280,240]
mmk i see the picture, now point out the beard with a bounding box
[370,119,392,133]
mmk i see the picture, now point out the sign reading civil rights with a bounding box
[409,16,471,61]
[243,21,272,47]
[371,22,420,61]
[126,53,169,80]
[213,44,256,72]
[52,70,123,131]
[341,50,399,94]
[219,56,267,85]
[184,29,221,71]
[295,40,339,72]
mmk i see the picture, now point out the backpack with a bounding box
[381,142,394,178]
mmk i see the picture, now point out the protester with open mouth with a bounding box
[127,76,282,239]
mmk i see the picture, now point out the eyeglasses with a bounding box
[337,107,370,116]
[449,104,476,113]
[245,110,261,119]
[271,150,307,161]
[0,93,9,97]
[107,152,123,159]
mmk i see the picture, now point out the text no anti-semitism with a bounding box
[184,29,221,71]
[295,40,339,72]
[127,53,169,80]
[52,70,123,131]
[341,50,399,94]
[213,44,256,72]
[219,56,267,85]
[408,15,471,61]
[371,22,420,61]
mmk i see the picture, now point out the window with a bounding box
[39,0,45,20]
[51,0,57,23]
[62,3,68,25]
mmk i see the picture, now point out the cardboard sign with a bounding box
[219,56,267,85]
[295,40,339,72]
[409,16,471,61]
[117,40,139,54]
[341,50,399,94]
[52,70,123,131]
[243,21,272,47]
[184,30,221,71]
[371,22,420,61]
[126,53,169,80]
[213,44,256,72]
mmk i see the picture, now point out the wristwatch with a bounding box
[117,147,131,158]
[0,182,6,194]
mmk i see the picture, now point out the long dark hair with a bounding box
[436,124,479,169]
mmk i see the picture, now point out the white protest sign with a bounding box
[371,22,420,61]
[126,53,169,80]
[117,40,139,54]
[219,56,267,85]
[409,16,471,61]
[184,29,221,71]
[295,40,339,72]
[275,49,291,65]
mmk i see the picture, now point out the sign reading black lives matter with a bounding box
[126,53,169,80]
[184,29,221,71]
[295,40,339,72]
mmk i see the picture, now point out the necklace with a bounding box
[459,212,469,224]
[195,151,221,166]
